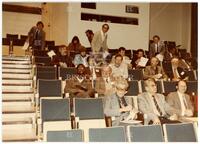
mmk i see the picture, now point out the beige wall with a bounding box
[68,3,150,50]
[150,3,191,51]
[2,3,42,38]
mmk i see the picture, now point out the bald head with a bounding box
[101,65,112,78]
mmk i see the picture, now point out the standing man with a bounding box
[85,29,94,45]
[149,35,165,58]
[91,23,109,53]
[166,80,194,117]
[27,21,46,50]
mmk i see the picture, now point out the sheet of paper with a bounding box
[138,57,149,67]
[22,41,29,50]
[156,54,164,62]
[103,51,110,59]
[124,59,132,64]
[47,50,56,58]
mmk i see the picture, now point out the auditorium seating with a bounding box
[127,125,164,142]
[140,80,164,94]
[163,123,197,142]
[128,69,144,80]
[39,98,71,141]
[32,56,51,66]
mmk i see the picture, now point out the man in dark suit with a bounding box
[166,80,194,117]
[138,78,180,125]
[149,35,166,58]
[27,21,46,50]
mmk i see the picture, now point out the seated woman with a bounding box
[104,77,138,126]
[67,36,82,53]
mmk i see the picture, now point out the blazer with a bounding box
[166,91,194,116]
[91,31,108,52]
[149,42,165,58]
[104,94,132,126]
[168,66,188,80]
[137,92,176,121]
[143,65,168,80]
[95,76,116,96]
[28,26,45,50]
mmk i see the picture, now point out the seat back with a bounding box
[141,80,163,93]
[163,123,197,142]
[89,127,126,142]
[128,69,143,80]
[186,81,198,94]
[36,66,57,80]
[33,56,51,66]
[38,79,61,98]
[47,129,84,142]
[187,70,196,81]
[127,125,164,142]
[125,80,139,96]
[58,67,76,80]
[74,98,104,120]
[163,81,178,94]
[6,34,18,40]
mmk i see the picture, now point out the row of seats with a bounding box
[46,123,197,142]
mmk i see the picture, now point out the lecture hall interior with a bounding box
[2,2,198,142]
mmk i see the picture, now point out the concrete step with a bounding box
[2,79,32,85]
[3,60,31,64]
[2,123,37,141]
[3,56,31,61]
[2,68,32,73]
[2,101,35,113]
[2,73,32,79]
[2,93,34,101]
[2,85,33,93]
[2,113,35,124]
[2,64,32,69]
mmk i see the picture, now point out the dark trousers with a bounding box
[149,116,181,125]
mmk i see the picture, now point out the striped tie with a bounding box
[152,95,163,116]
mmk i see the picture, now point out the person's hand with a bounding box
[153,117,161,125]
[120,105,132,113]
[169,114,178,120]
[184,109,193,117]
[153,74,162,79]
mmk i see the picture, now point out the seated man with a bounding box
[169,57,189,81]
[138,78,180,125]
[143,57,168,80]
[111,47,132,69]
[166,80,194,117]
[109,54,128,79]
[95,64,115,97]
[52,45,74,67]
[164,46,179,61]
[131,49,146,69]
[73,46,89,67]
[64,64,95,98]
[104,77,138,126]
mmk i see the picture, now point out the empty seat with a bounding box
[40,98,71,141]
[163,123,197,142]
[45,40,55,47]
[58,67,76,80]
[163,81,178,94]
[35,66,57,80]
[47,129,84,142]
[32,50,48,57]
[128,69,143,80]
[186,81,197,94]
[127,125,164,142]
[6,34,18,39]
[125,80,139,96]
[20,35,28,40]
[141,80,163,93]
[187,70,196,81]
[89,127,126,142]
[33,56,51,66]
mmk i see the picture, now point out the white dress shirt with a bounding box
[177,91,187,116]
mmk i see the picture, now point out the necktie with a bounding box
[183,95,188,109]
[152,95,163,116]
[118,96,128,108]
[35,30,39,39]
[106,78,108,83]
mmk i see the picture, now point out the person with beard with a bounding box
[64,64,95,98]
[109,54,128,79]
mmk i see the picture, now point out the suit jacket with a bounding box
[149,42,165,58]
[138,92,176,121]
[91,31,108,52]
[167,66,188,80]
[64,76,95,98]
[28,26,45,50]
[95,76,115,96]
[166,92,194,116]
[104,94,132,126]
[143,65,168,80]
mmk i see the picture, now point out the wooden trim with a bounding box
[3,4,42,15]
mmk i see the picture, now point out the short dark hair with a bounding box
[36,21,44,27]
[136,49,144,54]
[153,35,160,40]
[102,24,109,30]
[85,29,94,35]
[118,47,126,52]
